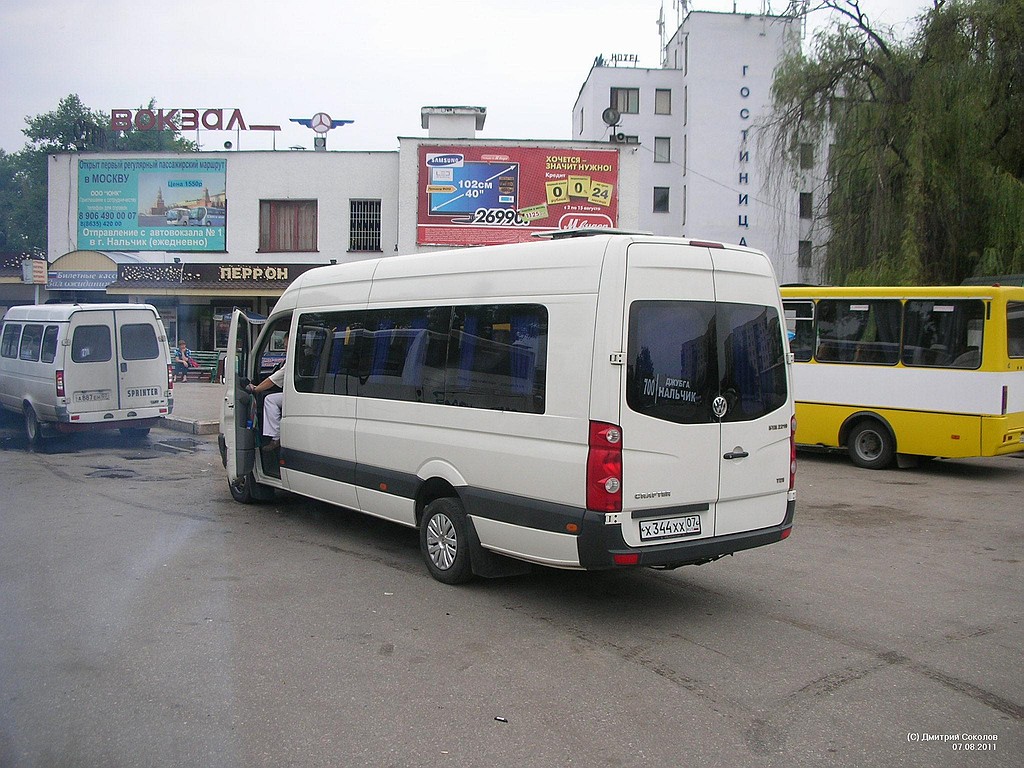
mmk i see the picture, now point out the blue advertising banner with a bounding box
[77,158,227,251]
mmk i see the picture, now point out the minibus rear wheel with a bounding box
[420,498,474,584]
[23,405,44,451]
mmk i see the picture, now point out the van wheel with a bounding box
[23,406,44,451]
[420,498,474,585]
[229,471,272,504]
[847,421,895,469]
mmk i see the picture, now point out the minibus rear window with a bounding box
[120,323,160,360]
[626,300,787,424]
[71,325,112,363]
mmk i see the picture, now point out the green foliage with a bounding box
[0,95,197,253]
[768,0,1024,285]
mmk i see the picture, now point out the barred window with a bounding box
[350,199,382,252]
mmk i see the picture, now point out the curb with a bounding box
[160,417,220,436]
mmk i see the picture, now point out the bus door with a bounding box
[223,309,257,485]
[620,242,721,546]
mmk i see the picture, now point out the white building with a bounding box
[40,109,640,349]
[573,9,812,283]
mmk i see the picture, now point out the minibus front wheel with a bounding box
[420,497,474,585]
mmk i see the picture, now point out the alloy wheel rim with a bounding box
[426,513,457,570]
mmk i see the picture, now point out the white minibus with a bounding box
[0,303,174,447]
[219,233,796,583]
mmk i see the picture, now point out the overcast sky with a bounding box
[0,0,932,155]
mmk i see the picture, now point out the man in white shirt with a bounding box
[246,333,288,452]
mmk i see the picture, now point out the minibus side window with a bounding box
[72,325,112,363]
[815,299,901,364]
[361,307,451,404]
[19,324,44,362]
[1,323,21,358]
[627,300,716,425]
[902,300,984,368]
[294,311,365,395]
[40,326,59,364]
[120,323,160,360]
[1007,302,1024,359]
[448,304,547,414]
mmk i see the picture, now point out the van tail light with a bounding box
[789,415,797,491]
[587,421,623,513]
[55,370,65,398]
[168,364,174,390]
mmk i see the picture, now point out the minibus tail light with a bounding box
[587,421,622,513]
[55,370,65,398]
[168,364,174,390]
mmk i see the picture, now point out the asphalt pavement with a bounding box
[162,380,224,435]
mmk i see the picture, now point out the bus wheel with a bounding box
[420,498,474,584]
[23,406,44,451]
[848,421,895,469]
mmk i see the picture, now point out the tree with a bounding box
[0,95,197,253]
[767,0,1024,285]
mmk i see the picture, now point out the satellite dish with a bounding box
[601,107,621,127]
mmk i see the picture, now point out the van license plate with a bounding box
[74,390,111,403]
[639,515,701,541]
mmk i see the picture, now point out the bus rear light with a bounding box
[55,370,65,398]
[587,421,623,513]
[781,527,792,540]
[1002,385,1008,416]
[168,364,174,390]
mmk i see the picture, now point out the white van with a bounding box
[219,233,796,583]
[0,303,173,446]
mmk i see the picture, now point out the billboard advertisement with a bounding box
[77,158,227,251]
[417,145,619,246]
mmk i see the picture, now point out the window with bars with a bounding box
[259,200,318,252]
[350,199,382,252]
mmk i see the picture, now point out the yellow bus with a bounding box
[781,285,1024,468]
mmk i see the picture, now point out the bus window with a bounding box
[902,300,984,368]
[815,299,901,365]
[783,300,814,362]
[1008,303,1024,359]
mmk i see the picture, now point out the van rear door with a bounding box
[114,309,169,410]
[620,242,792,545]
[620,242,722,545]
[66,310,122,415]
[711,251,792,534]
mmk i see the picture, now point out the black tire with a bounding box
[420,497,474,585]
[847,420,896,469]
[229,472,255,503]
[23,406,44,451]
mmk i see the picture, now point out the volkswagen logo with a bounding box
[712,396,728,419]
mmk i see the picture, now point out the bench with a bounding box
[175,350,222,383]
